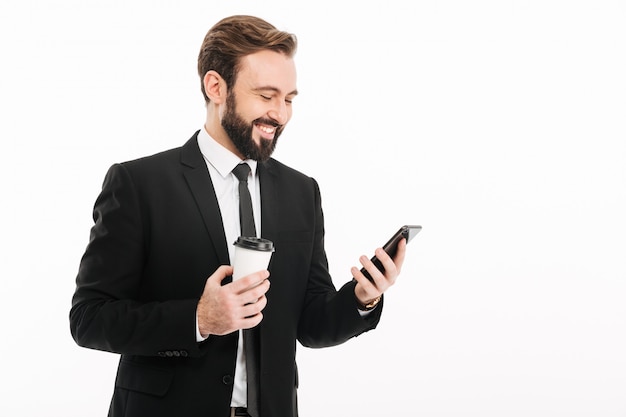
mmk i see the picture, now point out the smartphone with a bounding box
[360,225,422,281]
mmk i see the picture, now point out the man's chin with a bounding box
[254,139,278,162]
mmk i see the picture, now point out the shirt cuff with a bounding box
[196,309,208,342]
[357,305,378,317]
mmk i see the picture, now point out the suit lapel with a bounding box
[180,134,230,265]
[257,160,279,388]
[258,160,279,244]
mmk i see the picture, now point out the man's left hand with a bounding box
[352,237,406,306]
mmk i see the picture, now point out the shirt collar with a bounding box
[197,127,258,179]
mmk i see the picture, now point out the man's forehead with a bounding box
[237,51,297,94]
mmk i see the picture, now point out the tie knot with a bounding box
[232,163,251,182]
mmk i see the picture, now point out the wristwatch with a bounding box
[357,295,382,311]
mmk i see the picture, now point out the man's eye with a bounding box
[260,95,271,100]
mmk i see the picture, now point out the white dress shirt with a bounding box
[195,126,261,408]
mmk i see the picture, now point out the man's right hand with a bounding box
[197,265,270,338]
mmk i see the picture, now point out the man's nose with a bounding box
[267,102,288,126]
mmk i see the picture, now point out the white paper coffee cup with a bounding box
[232,237,275,281]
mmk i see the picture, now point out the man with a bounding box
[70,15,406,417]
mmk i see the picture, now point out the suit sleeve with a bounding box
[69,163,204,357]
[296,178,383,348]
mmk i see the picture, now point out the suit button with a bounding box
[180,350,188,357]
[173,351,180,357]
[165,351,174,357]
[157,351,166,357]
[222,375,233,385]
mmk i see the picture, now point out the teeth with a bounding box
[258,124,275,134]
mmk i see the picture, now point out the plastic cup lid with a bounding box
[233,236,274,251]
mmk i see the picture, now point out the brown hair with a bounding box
[197,15,298,103]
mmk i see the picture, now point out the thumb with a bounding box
[209,265,234,285]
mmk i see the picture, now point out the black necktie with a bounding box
[232,163,260,417]
[232,163,257,238]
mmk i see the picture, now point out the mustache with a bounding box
[253,117,283,129]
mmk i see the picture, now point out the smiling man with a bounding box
[207,49,297,162]
[70,15,406,417]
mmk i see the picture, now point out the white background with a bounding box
[1,1,625,416]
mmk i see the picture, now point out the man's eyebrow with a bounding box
[253,86,299,96]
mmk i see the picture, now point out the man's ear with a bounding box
[203,70,227,103]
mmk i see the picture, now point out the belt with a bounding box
[231,407,249,417]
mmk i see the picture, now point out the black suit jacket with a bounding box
[70,132,382,417]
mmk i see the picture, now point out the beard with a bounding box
[222,92,283,162]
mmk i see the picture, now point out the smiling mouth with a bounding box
[256,123,276,135]
[254,120,281,140]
